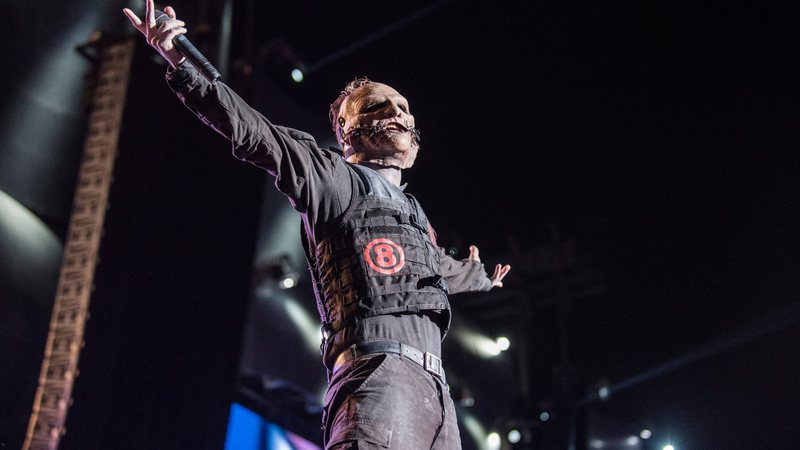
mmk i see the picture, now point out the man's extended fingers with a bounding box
[492,263,511,280]
[492,264,505,288]
[165,6,177,19]
[122,8,145,33]
[469,245,480,262]
[146,0,156,27]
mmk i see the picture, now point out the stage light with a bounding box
[279,276,297,289]
[256,254,299,290]
[590,438,604,448]
[479,341,502,357]
[640,429,652,439]
[598,386,610,400]
[486,432,501,450]
[291,68,304,83]
[539,411,550,422]
[259,38,307,88]
[496,336,511,351]
[452,329,504,357]
[507,429,521,444]
[626,436,640,446]
[662,445,674,450]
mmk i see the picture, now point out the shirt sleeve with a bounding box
[165,62,348,215]
[437,246,493,294]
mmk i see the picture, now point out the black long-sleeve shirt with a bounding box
[165,63,491,368]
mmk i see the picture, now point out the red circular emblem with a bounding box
[364,238,406,275]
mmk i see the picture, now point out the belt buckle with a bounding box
[424,352,442,377]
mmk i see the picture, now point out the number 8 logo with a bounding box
[364,238,406,275]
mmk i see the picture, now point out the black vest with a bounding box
[305,164,451,343]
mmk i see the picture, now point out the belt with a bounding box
[332,341,445,381]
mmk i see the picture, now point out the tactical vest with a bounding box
[305,164,451,343]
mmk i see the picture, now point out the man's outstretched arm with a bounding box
[124,0,314,170]
[123,1,346,214]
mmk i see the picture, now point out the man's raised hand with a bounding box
[468,245,511,289]
[123,0,186,68]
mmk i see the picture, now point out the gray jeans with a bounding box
[323,353,461,449]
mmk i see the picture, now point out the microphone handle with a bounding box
[173,34,221,84]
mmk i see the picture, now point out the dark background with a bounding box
[1,0,798,449]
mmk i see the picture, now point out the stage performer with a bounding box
[124,2,511,448]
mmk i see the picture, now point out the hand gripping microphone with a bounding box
[154,9,221,84]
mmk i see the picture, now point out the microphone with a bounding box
[154,9,221,84]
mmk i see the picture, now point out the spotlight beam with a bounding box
[577,300,800,406]
[306,0,455,73]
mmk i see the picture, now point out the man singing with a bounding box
[124,2,510,448]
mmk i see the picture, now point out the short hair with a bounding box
[329,77,372,143]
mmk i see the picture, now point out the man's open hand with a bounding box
[468,245,511,288]
[123,0,186,68]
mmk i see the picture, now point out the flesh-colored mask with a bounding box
[338,83,420,169]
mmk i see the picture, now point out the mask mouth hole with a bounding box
[384,122,407,132]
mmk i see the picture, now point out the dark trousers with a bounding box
[323,353,461,449]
